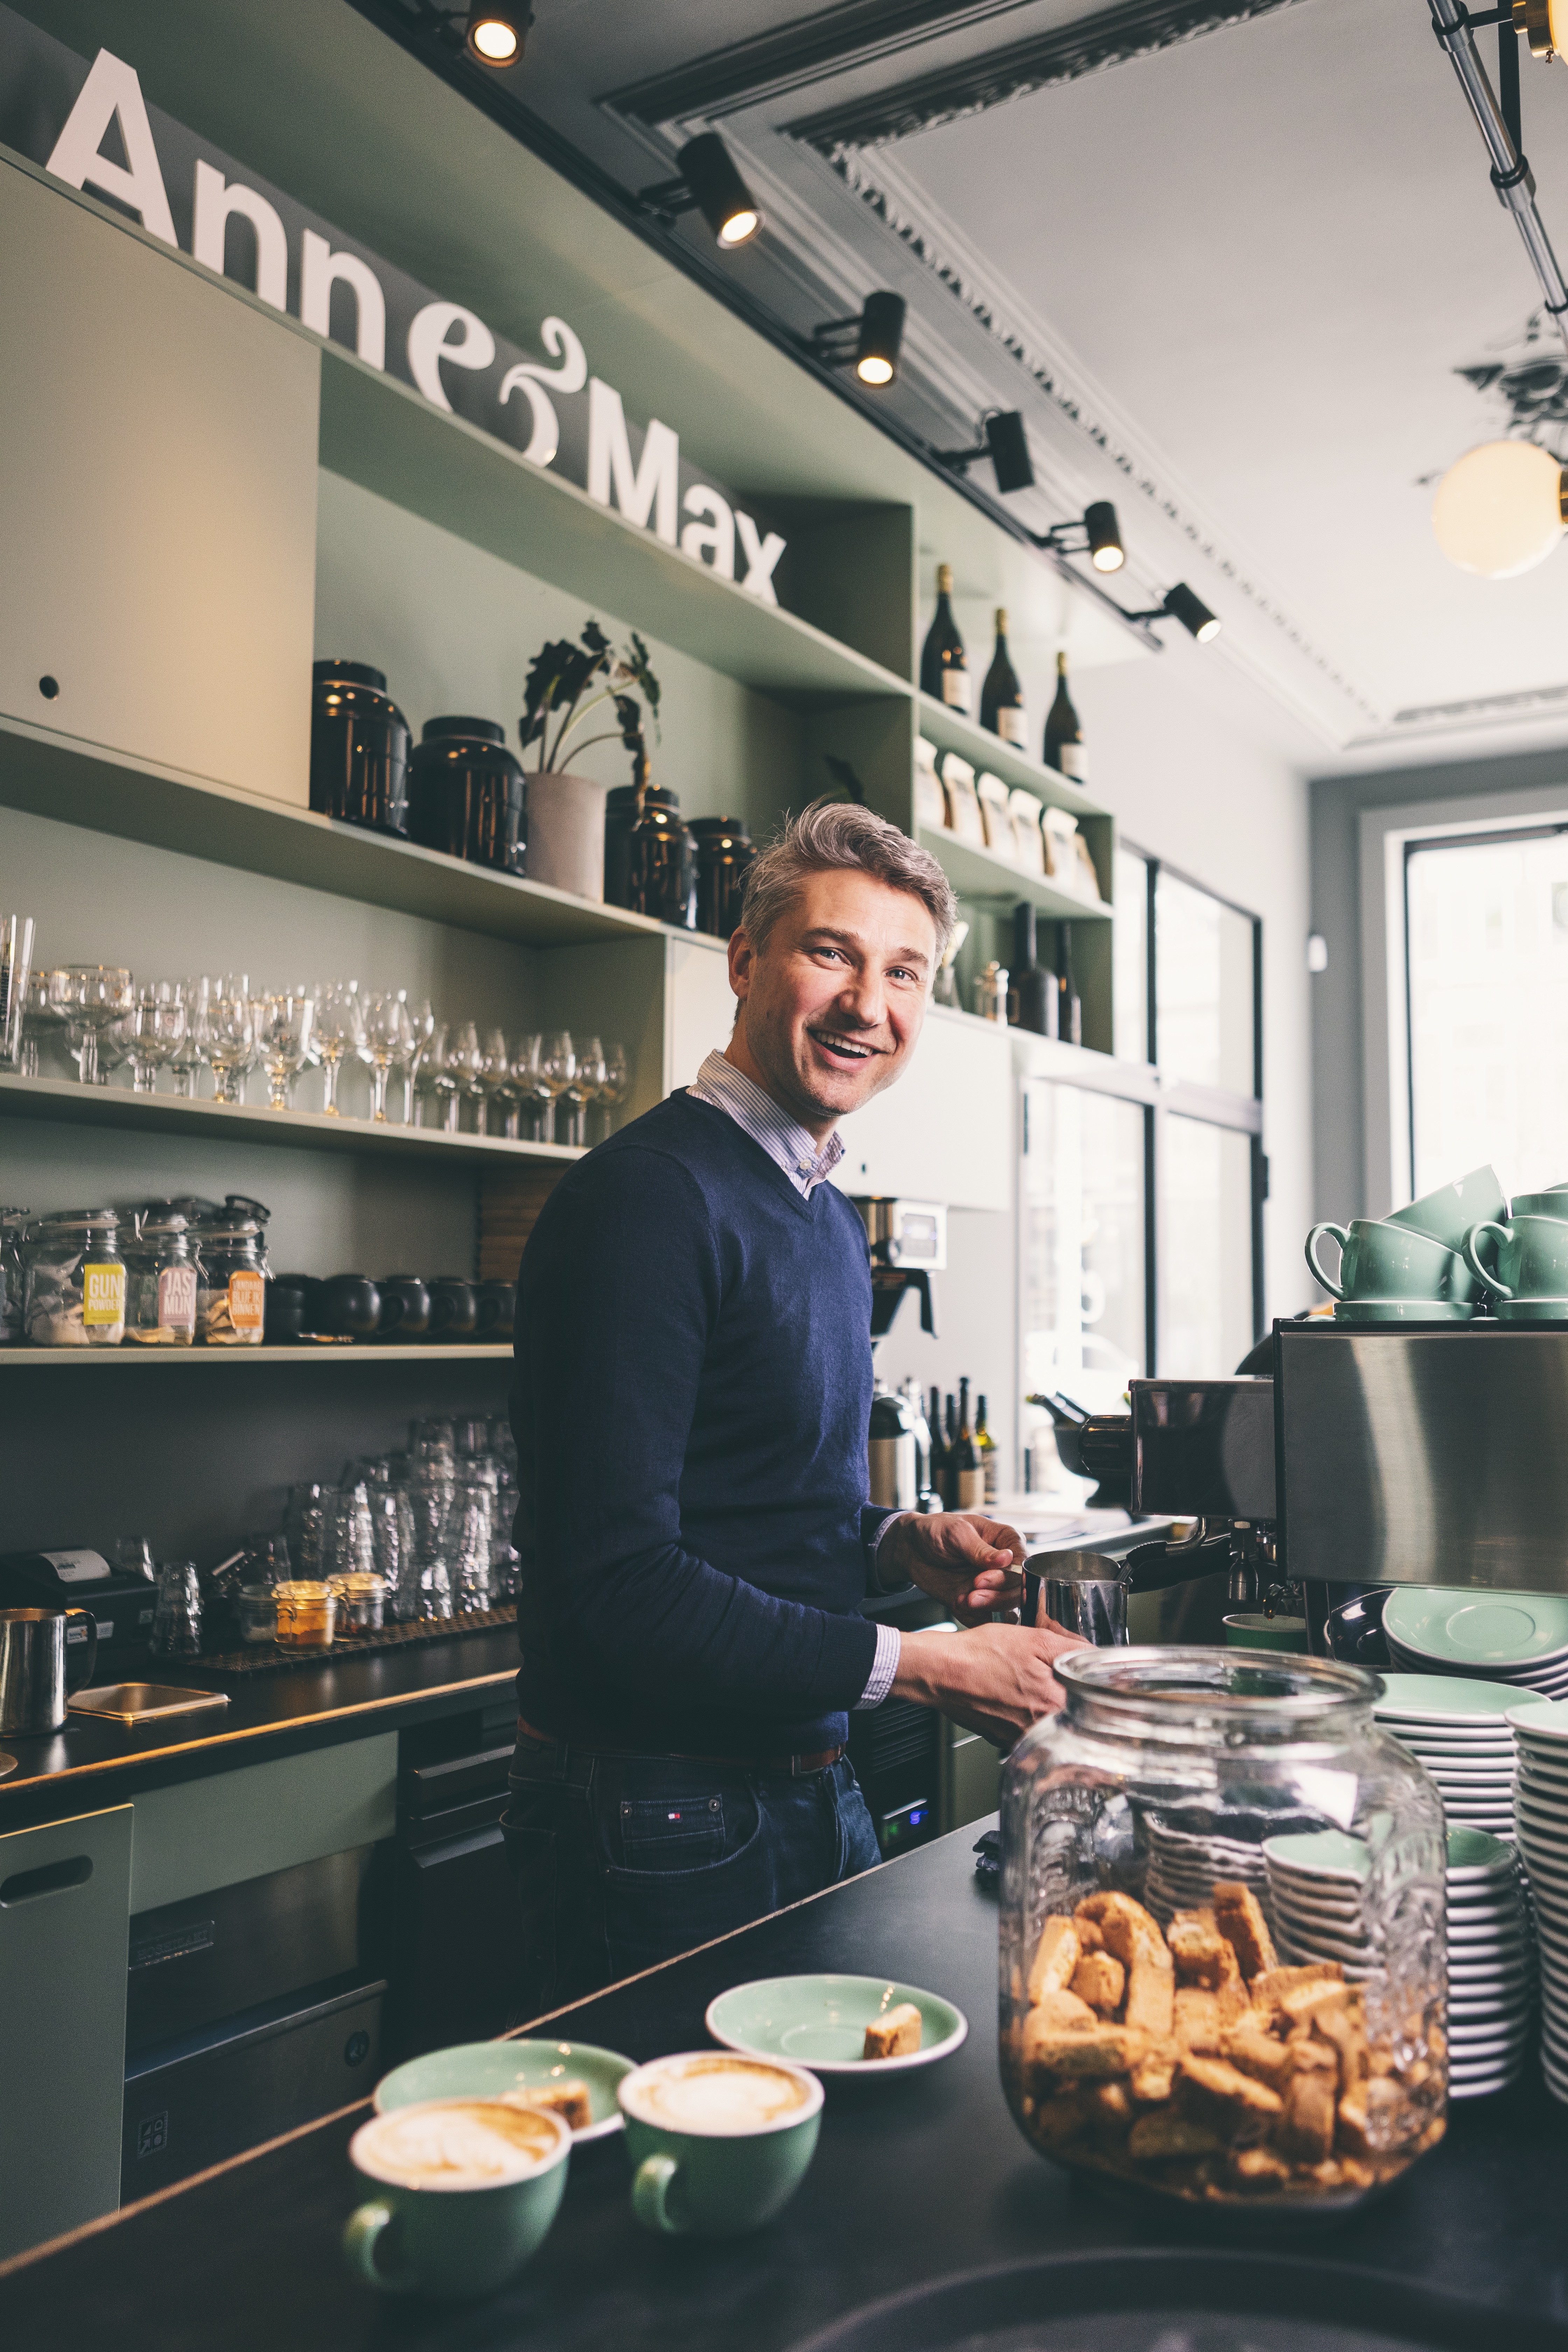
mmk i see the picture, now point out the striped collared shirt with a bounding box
[685,1047,901,1712]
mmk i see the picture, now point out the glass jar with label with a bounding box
[123,1209,198,1346]
[22,1210,125,1346]
[0,1207,28,1344]
[195,1205,267,1346]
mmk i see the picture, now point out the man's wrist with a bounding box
[869,1511,916,1593]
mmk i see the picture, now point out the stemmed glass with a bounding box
[394,995,432,1125]
[361,992,411,1123]
[538,1031,576,1146]
[49,966,133,1086]
[167,978,210,1097]
[258,990,315,1110]
[200,988,257,1104]
[597,1041,629,1138]
[561,1035,602,1148]
[314,980,363,1116]
[127,982,187,1094]
[447,1021,486,1132]
[482,1028,521,1138]
[425,1025,462,1134]
[511,1033,546,1140]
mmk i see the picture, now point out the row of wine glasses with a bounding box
[18,965,629,1144]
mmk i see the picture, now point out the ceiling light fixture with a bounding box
[1428,0,1568,358]
[1121,584,1222,643]
[1029,500,1126,574]
[638,134,763,249]
[1433,438,1568,574]
[1514,0,1567,59]
[934,410,1035,495]
[805,292,906,389]
[464,4,530,65]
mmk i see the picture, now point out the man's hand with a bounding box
[877,1511,1025,1625]
[890,1618,1089,1744]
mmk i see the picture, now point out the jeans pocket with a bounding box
[601,1787,766,1978]
[617,1792,726,1869]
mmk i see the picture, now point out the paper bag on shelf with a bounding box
[1008,788,1046,877]
[915,736,948,831]
[976,772,1015,860]
[940,754,986,849]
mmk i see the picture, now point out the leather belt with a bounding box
[516,1715,845,1778]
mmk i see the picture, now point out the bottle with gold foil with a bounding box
[921,564,970,714]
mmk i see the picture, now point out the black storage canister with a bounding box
[309,660,410,835]
[624,788,696,928]
[407,717,525,875]
[691,816,754,939]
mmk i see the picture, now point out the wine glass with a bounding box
[199,989,256,1104]
[258,990,315,1110]
[394,994,432,1124]
[313,980,363,1116]
[538,1031,576,1145]
[511,1033,547,1140]
[597,1041,629,1138]
[482,1027,521,1138]
[564,1035,604,1149]
[361,992,411,1123]
[167,978,210,1097]
[425,1025,462,1134]
[49,966,133,1086]
[127,981,187,1094]
[445,1021,486,1132]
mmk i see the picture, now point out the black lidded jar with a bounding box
[622,787,696,928]
[690,817,754,939]
[309,660,411,836]
[407,717,525,875]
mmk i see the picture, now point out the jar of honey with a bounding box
[272,1580,337,1648]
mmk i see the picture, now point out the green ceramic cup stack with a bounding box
[1305,1163,1503,1322]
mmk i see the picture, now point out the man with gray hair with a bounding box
[505,799,1083,2009]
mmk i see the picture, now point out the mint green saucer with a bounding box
[1384,1588,1568,1668]
[1264,1829,1372,1882]
[1375,1672,1549,1721]
[373,2038,635,2142]
[1496,1299,1568,1322]
[1332,1299,1475,1323]
[705,1974,966,2077]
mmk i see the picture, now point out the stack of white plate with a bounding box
[1384,1588,1568,1699]
[1442,1826,1534,2099]
[1372,1673,1542,1837]
[1144,1817,1277,1931]
[1262,1829,1376,1979]
[1507,1700,1568,2105]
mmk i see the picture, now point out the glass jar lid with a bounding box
[30,1208,118,1235]
[273,1580,333,1600]
[1052,1645,1381,1747]
[329,1572,386,1596]
[420,714,505,745]
[314,657,388,693]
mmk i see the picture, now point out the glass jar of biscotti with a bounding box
[999,1647,1447,2220]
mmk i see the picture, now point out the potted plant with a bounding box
[519,621,661,900]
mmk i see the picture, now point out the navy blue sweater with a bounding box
[511,1091,887,1756]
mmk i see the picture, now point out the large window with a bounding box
[1020,850,1263,1483]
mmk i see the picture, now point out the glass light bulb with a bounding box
[470,16,519,60]
[1432,439,1567,578]
[856,355,894,386]
[718,208,759,246]
[1091,545,1125,573]
[1195,614,1222,644]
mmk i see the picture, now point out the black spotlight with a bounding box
[638,134,763,248]
[935,410,1035,495]
[465,4,531,64]
[1161,583,1222,642]
[807,293,906,389]
[1031,501,1125,571]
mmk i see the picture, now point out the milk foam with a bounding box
[636,2059,809,2134]
[360,2100,559,2188]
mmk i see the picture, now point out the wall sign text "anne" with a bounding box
[43,47,785,602]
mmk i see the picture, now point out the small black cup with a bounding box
[320,1273,382,1343]
[270,1272,321,1336]
[264,1282,307,1345]
[377,1274,431,1342]
[473,1279,517,1342]
[426,1276,477,1342]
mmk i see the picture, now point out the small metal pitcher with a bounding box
[0,1607,98,1736]
[1027,1549,1130,1648]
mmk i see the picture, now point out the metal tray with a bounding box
[68,1682,231,1724]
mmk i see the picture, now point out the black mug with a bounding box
[270,1272,321,1336]
[264,1282,307,1345]
[376,1274,430,1342]
[473,1279,517,1341]
[426,1277,477,1342]
[320,1273,381,1343]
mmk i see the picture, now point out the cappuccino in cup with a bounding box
[622,2054,812,2135]
[351,2098,564,2190]
[617,2052,823,2238]
[344,2098,572,2298]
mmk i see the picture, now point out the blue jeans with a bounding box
[501,1730,882,2019]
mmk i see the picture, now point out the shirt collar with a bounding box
[687,1049,845,1197]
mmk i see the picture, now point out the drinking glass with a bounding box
[361,992,411,1123]
[452,1484,496,1612]
[167,979,210,1097]
[392,994,430,1125]
[570,1037,607,1149]
[370,1487,418,1621]
[287,1484,331,1577]
[0,915,34,1070]
[20,966,63,1077]
[49,966,133,1086]
[538,1031,576,1145]
[314,980,363,1116]
[482,1027,520,1138]
[199,989,257,1105]
[258,990,315,1110]
[511,1032,548,1140]
[126,982,186,1094]
[597,1041,629,1138]
[150,1560,203,1659]
[113,1535,156,1583]
[445,1020,486,1132]
[424,1025,462,1134]
[93,1007,137,1087]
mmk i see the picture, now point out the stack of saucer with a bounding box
[1442,1827,1534,2099]
[1384,1589,1568,1700]
[1144,1816,1278,1932]
[1507,1700,1568,2106]
[1372,1674,1540,1837]
[1262,1830,1376,1980]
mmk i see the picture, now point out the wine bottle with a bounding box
[1009,902,1056,1037]
[903,1378,936,1513]
[921,564,971,714]
[954,1379,986,1511]
[976,1393,999,1504]
[980,608,1027,746]
[1044,650,1086,782]
[943,1393,960,1509]
[1057,922,1082,1048]
[928,1385,949,1513]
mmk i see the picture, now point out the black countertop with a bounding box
[4,1821,1565,2347]
[0,1626,519,1823]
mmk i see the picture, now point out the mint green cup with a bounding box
[1224,1614,1307,1653]
[1305,1217,1475,1306]
[1506,1186,1568,1220]
[618,2052,823,2239]
[343,2098,571,2298]
[1464,1214,1568,1318]
[1387,1163,1505,1248]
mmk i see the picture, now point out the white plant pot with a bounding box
[525,770,609,901]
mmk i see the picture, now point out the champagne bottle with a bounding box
[920,564,971,714]
[1009,902,1056,1037]
[1057,922,1082,1048]
[980,608,1028,746]
[928,1385,949,1512]
[954,1379,986,1511]
[1044,650,1086,782]
[976,1393,999,1504]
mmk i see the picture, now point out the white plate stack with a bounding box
[1372,1673,1543,1839]
[1384,1588,1568,1700]
[1442,1827,1534,2099]
[1262,1830,1376,1980]
[1507,1700,1568,2105]
[1144,1817,1277,1932]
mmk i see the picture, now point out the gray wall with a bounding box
[1310,744,1568,1225]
